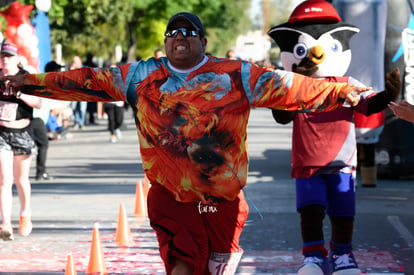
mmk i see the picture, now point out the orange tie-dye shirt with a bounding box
[22,56,354,202]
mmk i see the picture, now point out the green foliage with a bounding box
[266,0,295,62]
[197,0,251,57]
[268,0,293,28]
[5,0,254,63]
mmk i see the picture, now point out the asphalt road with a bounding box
[0,108,413,274]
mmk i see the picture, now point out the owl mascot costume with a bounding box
[268,0,401,274]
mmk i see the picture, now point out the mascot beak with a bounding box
[309,45,325,65]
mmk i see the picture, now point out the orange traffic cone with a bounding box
[134,180,146,216]
[86,223,107,274]
[143,175,150,198]
[65,253,77,275]
[115,203,133,246]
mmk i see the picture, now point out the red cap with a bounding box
[1,40,18,56]
[288,0,341,23]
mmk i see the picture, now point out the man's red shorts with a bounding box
[147,183,249,274]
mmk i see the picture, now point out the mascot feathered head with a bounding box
[268,0,359,78]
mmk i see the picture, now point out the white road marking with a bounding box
[388,215,414,251]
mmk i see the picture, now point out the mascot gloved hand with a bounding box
[267,1,401,275]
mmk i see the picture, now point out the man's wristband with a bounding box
[15,91,22,99]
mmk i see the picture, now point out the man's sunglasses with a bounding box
[165,27,199,38]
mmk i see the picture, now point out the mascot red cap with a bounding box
[288,0,341,23]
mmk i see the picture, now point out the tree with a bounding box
[11,0,251,63]
[123,0,252,61]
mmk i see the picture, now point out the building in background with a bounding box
[233,30,271,62]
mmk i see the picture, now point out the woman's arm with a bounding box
[17,92,41,109]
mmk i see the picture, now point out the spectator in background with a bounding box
[103,101,125,143]
[103,63,126,143]
[84,53,99,126]
[31,61,65,181]
[154,48,165,59]
[225,49,238,60]
[69,56,87,129]
[46,107,68,140]
[69,55,83,70]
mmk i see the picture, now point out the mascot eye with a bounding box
[293,43,308,59]
[330,40,343,53]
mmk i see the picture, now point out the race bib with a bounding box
[208,250,243,275]
[0,101,18,121]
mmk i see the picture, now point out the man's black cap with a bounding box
[45,61,65,72]
[166,12,205,37]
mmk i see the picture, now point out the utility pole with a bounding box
[262,0,270,34]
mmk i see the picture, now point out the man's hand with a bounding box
[0,75,25,96]
[344,86,372,107]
